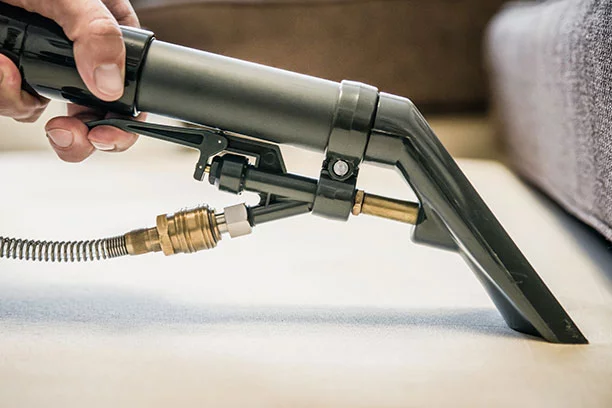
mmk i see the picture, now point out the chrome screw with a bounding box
[332,160,350,178]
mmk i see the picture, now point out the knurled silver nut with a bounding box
[223,204,252,238]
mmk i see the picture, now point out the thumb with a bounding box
[26,0,126,102]
[74,15,126,102]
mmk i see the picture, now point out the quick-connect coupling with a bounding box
[124,204,252,257]
[156,206,221,255]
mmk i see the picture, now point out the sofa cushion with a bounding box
[487,0,612,241]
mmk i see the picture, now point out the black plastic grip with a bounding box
[0,2,341,150]
[0,2,153,115]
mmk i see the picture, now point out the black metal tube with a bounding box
[243,168,318,203]
[249,201,312,226]
[137,41,340,150]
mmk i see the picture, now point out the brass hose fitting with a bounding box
[125,206,220,256]
[125,204,251,257]
[158,206,221,255]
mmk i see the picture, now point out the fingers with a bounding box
[4,0,143,103]
[46,105,141,162]
[86,114,141,154]
[0,54,49,122]
[87,125,139,153]
[66,1,126,102]
[70,105,141,153]
[102,0,140,27]
[8,0,128,102]
[1,0,144,161]
[45,115,94,163]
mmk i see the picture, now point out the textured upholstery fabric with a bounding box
[487,0,612,241]
[131,0,506,111]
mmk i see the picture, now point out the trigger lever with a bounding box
[87,119,229,181]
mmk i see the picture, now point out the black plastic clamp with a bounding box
[312,81,379,220]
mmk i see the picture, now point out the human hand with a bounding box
[1,0,142,162]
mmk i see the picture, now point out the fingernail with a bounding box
[91,141,115,151]
[94,64,123,98]
[47,129,74,148]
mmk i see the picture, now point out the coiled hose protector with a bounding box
[0,236,129,262]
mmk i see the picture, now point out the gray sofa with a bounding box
[487,0,612,241]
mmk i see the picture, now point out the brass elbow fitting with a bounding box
[352,190,420,225]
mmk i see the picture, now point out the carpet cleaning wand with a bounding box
[0,2,587,343]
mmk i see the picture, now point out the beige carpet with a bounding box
[0,149,609,407]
